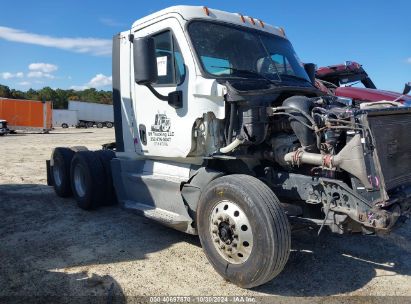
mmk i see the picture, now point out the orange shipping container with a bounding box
[0,98,52,129]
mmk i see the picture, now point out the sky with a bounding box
[0,0,409,92]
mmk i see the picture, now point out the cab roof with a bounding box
[131,5,285,38]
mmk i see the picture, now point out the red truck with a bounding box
[315,61,411,104]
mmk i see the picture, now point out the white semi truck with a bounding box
[68,100,114,128]
[47,6,411,288]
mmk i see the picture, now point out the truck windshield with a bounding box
[188,21,311,86]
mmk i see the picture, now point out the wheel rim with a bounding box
[209,200,253,264]
[53,161,63,187]
[73,164,86,197]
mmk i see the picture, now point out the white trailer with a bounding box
[68,101,114,128]
[47,5,411,289]
[52,109,78,128]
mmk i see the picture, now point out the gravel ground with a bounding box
[1,128,410,303]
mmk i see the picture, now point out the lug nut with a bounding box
[213,221,218,225]
[220,245,225,250]
[231,224,236,229]
[218,216,223,221]
[212,229,217,234]
[233,234,238,239]
[232,243,237,248]
[227,247,232,252]
[214,238,220,243]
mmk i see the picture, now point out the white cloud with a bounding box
[88,74,112,87]
[18,81,31,86]
[27,71,55,79]
[0,26,111,56]
[70,85,89,91]
[1,72,24,79]
[29,62,58,73]
[70,73,112,90]
[407,57,411,64]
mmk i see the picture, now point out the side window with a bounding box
[152,30,186,85]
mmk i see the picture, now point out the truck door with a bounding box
[132,18,193,158]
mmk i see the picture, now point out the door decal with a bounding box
[148,113,175,146]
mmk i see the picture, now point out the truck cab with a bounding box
[113,6,315,159]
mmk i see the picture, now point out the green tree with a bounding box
[0,84,11,98]
[0,83,112,106]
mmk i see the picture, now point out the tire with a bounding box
[51,147,75,197]
[61,123,69,128]
[70,151,105,210]
[94,150,117,205]
[161,124,170,132]
[78,121,86,128]
[96,122,104,128]
[197,174,291,288]
[106,122,113,128]
[86,122,94,128]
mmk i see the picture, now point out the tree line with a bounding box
[0,84,112,109]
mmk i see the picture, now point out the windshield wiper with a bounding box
[211,66,280,85]
[279,74,314,86]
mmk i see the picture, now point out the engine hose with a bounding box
[272,106,317,128]
[219,136,245,154]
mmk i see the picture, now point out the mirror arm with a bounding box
[145,84,168,101]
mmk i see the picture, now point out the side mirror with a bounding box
[133,36,183,109]
[133,37,158,84]
[304,63,317,85]
[403,82,411,95]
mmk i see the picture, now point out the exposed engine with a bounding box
[268,95,370,186]
[214,85,411,234]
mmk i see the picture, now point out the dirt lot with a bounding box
[1,128,411,302]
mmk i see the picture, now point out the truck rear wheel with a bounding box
[96,122,104,128]
[197,174,291,288]
[70,151,105,210]
[106,122,113,128]
[86,122,94,128]
[61,123,69,128]
[51,147,75,197]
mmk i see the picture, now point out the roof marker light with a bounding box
[259,20,265,28]
[249,17,255,25]
[203,6,210,16]
[279,27,286,36]
[237,13,246,23]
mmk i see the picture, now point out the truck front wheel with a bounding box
[197,174,291,288]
